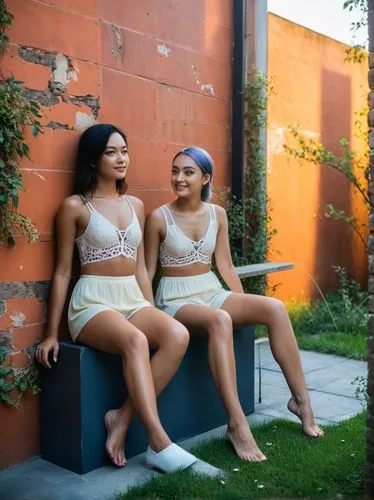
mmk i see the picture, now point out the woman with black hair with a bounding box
[145,146,323,463]
[36,125,197,473]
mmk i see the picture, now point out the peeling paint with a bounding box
[49,53,77,95]
[0,281,50,302]
[53,54,69,85]
[303,129,320,139]
[47,121,70,130]
[75,112,95,130]
[111,25,124,61]
[268,126,286,156]
[191,65,200,85]
[67,60,78,83]
[10,313,26,328]
[200,83,214,95]
[18,47,56,68]
[0,331,12,351]
[71,96,100,117]
[268,125,320,157]
[21,88,58,106]
[157,44,171,58]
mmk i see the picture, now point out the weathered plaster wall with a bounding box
[0,0,233,467]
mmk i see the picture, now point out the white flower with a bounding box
[257,484,265,489]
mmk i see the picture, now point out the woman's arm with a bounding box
[213,205,244,293]
[131,198,155,305]
[144,209,163,283]
[36,197,79,368]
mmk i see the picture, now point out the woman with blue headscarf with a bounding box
[145,146,323,463]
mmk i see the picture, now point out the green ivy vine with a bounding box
[217,71,276,295]
[0,345,41,408]
[0,1,42,408]
[0,0,42,246]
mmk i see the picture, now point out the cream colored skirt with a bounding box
[155,271,232,317]
[68,275,152,342]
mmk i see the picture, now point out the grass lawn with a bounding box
[295,330,367,360]
[256,325,367,361]
[255,274,368,361]
[121,412,365,499]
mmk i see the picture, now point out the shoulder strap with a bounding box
[161,205,175,226]
[125,195,135,214]
[208,203,216,222]
[80,195,93,212]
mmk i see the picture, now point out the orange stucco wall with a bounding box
[267,14,369,301]
[0,0,233,467]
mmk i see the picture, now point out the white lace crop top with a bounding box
[75,196,142,266]
[159,204,217,267]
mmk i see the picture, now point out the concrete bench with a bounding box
[41,262,293,474]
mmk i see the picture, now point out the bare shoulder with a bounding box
[146,207,165,230]
[126,195,144,219]
[210,203,227,221]
[58,195,84,218]
[127,195,144,210]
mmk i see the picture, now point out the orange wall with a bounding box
[267,14,369,302]
[0,0,233,467]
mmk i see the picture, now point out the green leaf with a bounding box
[32,124,40,137]
[0,193,9,204]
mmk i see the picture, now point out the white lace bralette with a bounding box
[75,196,142,266]
[159,204,217,267]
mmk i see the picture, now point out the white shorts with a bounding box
[155,271,232,317]
[68,275,152,342]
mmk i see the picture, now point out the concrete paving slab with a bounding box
[0,453,221,500]
[256,388,363,424]
[255,344,350,373]
[306,363,367,398]
[0,457,77,486]
[255,368,290,391]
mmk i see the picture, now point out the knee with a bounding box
[268,298,288,321]
[165,323,190,352]
[207,310,233,339]
[121,329,148,356]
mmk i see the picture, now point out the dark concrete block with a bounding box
[41,327,254,474]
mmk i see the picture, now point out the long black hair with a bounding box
[173,146,214,201]
[73,124,128,195]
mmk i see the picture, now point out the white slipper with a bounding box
[145,443,197,473]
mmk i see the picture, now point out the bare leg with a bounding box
[77,309,179,466]
[221,293,323,438]
[175,304,266,462]
[102,308,189,466]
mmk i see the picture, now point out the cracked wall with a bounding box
[0,0,234,468]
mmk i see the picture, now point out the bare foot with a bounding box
[287,397,324,438]
[104,409,128,467]
[226,421,267,462]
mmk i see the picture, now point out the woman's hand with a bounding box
[36,336,59,369]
